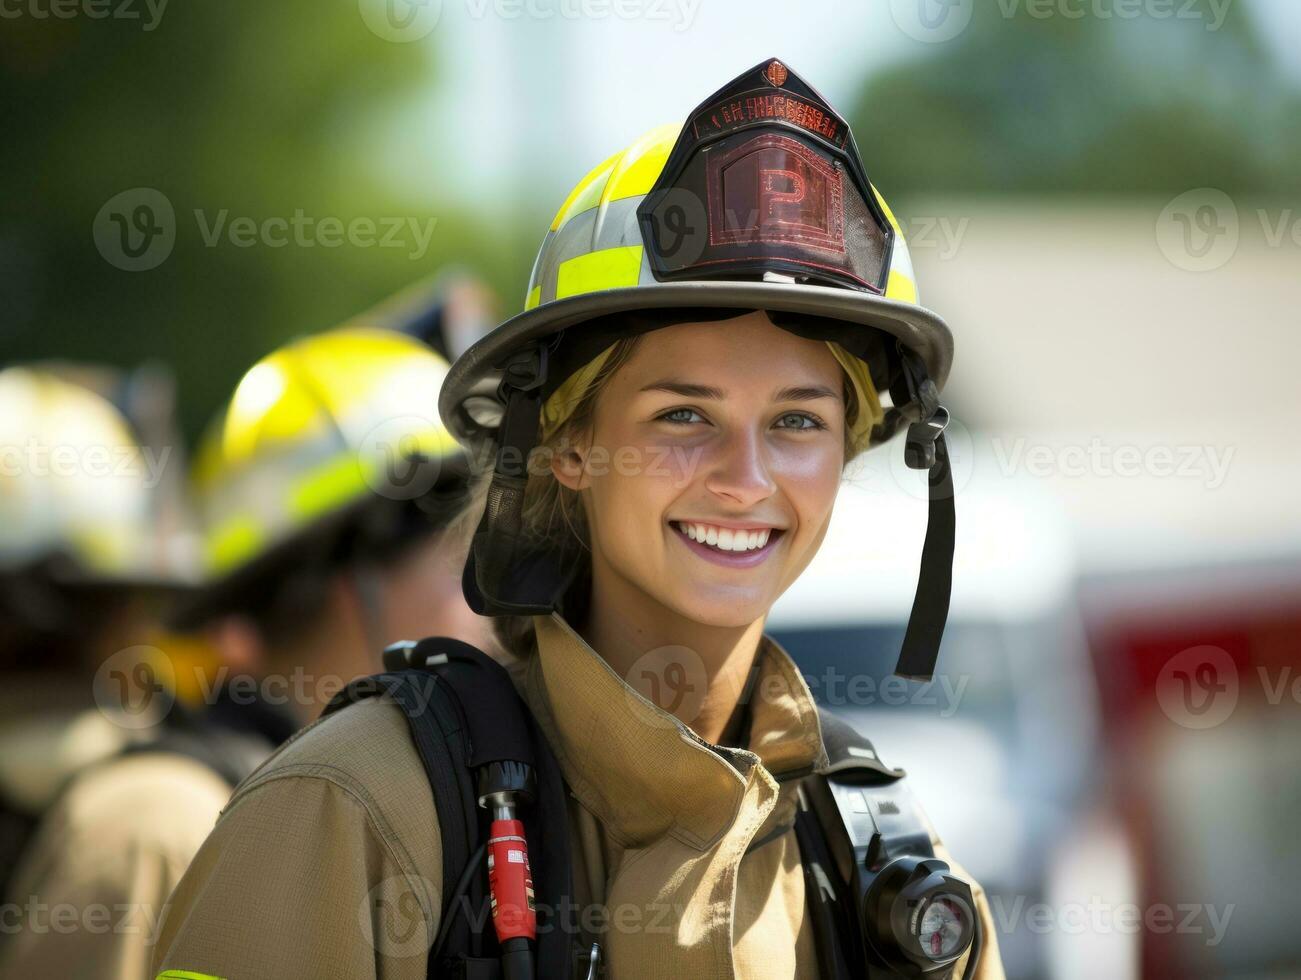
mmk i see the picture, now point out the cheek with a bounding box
[584,427,683,541]
[775,443,843,540]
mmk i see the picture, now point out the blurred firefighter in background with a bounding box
[170,282,494,737]
[0,276,493,980]
[0,362,254,980]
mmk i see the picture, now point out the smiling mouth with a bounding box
[669,520,785,565]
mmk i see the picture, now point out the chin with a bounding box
[662,585,772,629]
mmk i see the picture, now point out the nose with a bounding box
[703,427,777,508]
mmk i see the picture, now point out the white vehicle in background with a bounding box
[768,444,1138,980]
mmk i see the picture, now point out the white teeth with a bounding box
[677,522,775,552]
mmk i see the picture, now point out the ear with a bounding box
[207,615,266,674]
[550,439,590,492]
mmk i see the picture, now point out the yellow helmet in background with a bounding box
[0,366,180,587]
[177,326,466,628]
[442,58,956,681]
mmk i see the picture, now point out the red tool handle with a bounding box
[487,818,536,942]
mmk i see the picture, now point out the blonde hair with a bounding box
[451,332,865,659]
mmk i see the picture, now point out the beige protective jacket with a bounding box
[152,614,1004,979]
[0,692,235,980]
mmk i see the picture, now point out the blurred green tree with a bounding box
[0,0,525,437]
[850,0,1301,199]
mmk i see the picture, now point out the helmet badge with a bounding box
[764,59,788,88]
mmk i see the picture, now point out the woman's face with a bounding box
[553,311,847,628]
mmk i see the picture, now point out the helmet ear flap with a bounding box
[463,352,579,618]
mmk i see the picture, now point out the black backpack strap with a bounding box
[326,662,481,966]
[324,637,581,980]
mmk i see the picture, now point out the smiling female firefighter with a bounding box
[152,58,1006,980]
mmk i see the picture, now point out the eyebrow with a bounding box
[638,379,840,402]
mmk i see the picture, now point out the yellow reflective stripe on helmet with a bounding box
[206,515,264,574]
[599,122,678,209]
[873,184,903,235]
[526,284,542,311]
[886,269,918,305]
[551,124,677,234]
[551,149,622,233]
[288,452,366,522]
[156,970,227,980]
[555,246,644,300]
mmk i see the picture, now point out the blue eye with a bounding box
[658,407,705,425]
[776,412,827,431]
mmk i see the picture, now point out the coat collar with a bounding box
[523,613,827,850]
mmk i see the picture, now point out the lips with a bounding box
[669,520,784,568]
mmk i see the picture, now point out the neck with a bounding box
[580,555,766,746]
[267,584,382,727]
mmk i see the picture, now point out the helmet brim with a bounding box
[439,281,953,448]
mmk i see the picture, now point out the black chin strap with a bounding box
[891,341,956,682]
[894,428,955,681]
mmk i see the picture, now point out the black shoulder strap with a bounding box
[324,636,579,980]
[816,706,906,782]
[797,708,910,979]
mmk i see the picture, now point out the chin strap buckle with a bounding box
[905,404,950,471]
[497,343,549,399]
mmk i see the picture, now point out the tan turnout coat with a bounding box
[152,614,1004,979]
